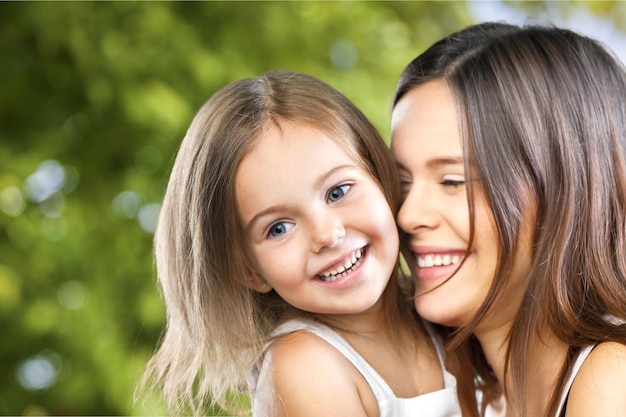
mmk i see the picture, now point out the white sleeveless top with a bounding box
[247,318,462,417]
[554,345,596,417]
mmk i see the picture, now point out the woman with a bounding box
[390,22,626,417]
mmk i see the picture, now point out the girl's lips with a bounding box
[314,246,369,289]
[317,247,365,282]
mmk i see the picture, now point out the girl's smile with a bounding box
[316,246,366,282]
[236,121,399,316]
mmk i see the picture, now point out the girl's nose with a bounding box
[310,214,346,253]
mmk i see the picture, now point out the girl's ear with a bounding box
[243,267,273,294]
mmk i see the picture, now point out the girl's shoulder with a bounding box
[265,329,378,416]
[269,327,353,368]
[566,341,626,416]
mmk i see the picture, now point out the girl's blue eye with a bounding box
[268,222,293,238]
[327,184,351,203]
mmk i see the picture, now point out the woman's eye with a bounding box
[441,175,465,187]
[399,177,412,194]
[267,222,294,238]
[327,184,351,203]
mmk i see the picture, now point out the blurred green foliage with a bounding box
[0,1,620,415]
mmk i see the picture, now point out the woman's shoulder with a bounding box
[566,341,626,416]
[577,341,626,379]
[264,329,377,416]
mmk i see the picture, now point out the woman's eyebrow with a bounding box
[426,156,464,168]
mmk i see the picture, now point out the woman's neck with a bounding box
[476,325,569,417]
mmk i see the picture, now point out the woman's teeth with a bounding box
[416,254,463,268]
[319,248,364,282]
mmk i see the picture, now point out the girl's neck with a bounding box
[321,292,423,357]
[322,297,391,335]
[476,325,569,417]
[333,301,441,399]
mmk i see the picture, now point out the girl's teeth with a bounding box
[319,249,364,281]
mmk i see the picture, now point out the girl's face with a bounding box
[236,122,399,317]
[391,80,529,329]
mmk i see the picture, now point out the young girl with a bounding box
[141,70,464,416]
[391,22,626,417]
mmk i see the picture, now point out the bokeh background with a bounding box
[1,1,624,415]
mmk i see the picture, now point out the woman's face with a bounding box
[391,80,530,330]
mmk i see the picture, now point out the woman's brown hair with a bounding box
[394,22,626,417]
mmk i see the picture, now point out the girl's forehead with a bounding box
[259,119,360,156]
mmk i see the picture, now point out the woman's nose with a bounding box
[397,187,438,235]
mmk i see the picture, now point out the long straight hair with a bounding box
[394,22,626,417]
[140,70,414,415]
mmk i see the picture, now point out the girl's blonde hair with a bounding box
[141,70,405,415]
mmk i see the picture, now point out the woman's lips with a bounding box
[410,248,467,282]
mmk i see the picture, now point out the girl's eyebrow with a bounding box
[245,204,289,233]
[314,164,355,189]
